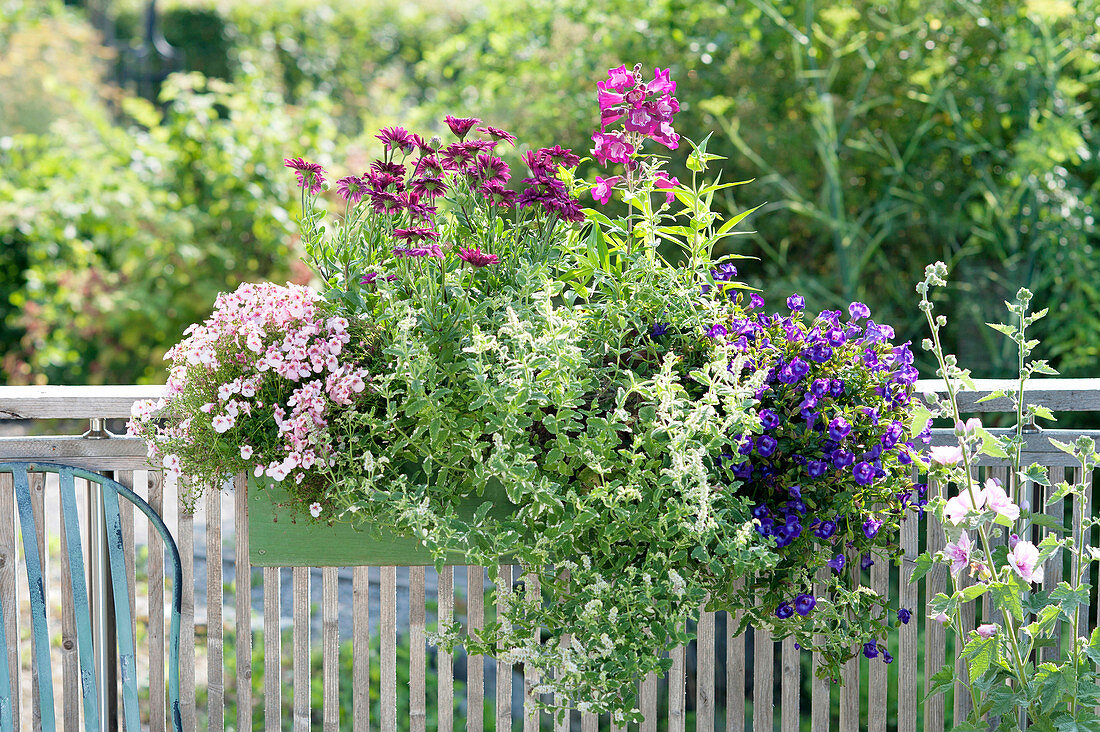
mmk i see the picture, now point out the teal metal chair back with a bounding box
[0,462,183,732]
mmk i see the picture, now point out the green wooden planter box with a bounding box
[247,476,515,567]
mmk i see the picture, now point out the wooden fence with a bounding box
[0,380,1098,730]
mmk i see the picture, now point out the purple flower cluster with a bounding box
[516,147,584,222]
[711,293,924,624]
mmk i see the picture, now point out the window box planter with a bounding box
[246,475,515,566]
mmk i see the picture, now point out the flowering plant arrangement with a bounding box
[132,64,925,720]
[915,263,1100,731]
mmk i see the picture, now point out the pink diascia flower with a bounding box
[929,444,965,465]
[458,248,500,267]
[943,530,973,576]
[591,175,622,205]
[240,445,253,460]
[309,502,322,518]
[983,478,1020,522]
[944,484,987,525]
[1007,540,1044,583]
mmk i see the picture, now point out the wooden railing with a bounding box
[0,380,1098,731]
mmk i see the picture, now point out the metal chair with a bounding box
[0,462,183,732]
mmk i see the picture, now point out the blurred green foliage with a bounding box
[3,0,1099,384]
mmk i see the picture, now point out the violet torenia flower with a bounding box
[759,409,780,430]
[711,263,739,281]
[592,176,622,205]
[794,594,816,616]
[880,647,893,664]
[863,516,883,539]
[651,322,669,338]
[749,293,765,309]
[444,115,481,140]
[897,608,911,624]
[813,520,837,540]
[852,461,875,485]
[828,416,852,441]
[848,302,870,320]
[827,554,845,572]
[863,641,879,659]
[457,248,499,267]
[787,294,806,311]
[707,324,728,339]
[757,435,778,458]
[861,553,875,570]
[1007,540,1044,583]
[775,602,794,619]
[807,460,828,479]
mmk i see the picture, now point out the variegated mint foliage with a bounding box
[915,262,1100,729]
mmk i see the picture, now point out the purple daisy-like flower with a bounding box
[457,248,499,267]
[474,154,511,185]
[787,294,806,311]
[852,461,876,486]
[794,594,816,616]
[898,608,912,625]
[393,227,440,242]
[284,158,326,194]
[862,516,884,539]
[336,175,366,203]
[445,115,481,140]
[375,126,415,153]
[476,125,517,146]
[410,176,448,199]
[827,554,846,573]
[775,602,794,619]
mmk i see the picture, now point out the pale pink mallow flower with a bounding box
[943,531,973,576]
[1007,540,1044,584]
[929,444,965,465]
[944,485,987,525]
[932,612,950,625]
[983,479,1020,522]
[955,417,982,436]
[975,624,997,638]
[309,502,322,518]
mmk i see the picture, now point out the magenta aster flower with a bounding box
[444,115,481,140]
[458,248,500,267]
[370,161,406,178]
[365,171,404,193]
[375,126,415,153]
[441,143,476,171]
[538,145,580,168]
[393,227,440,242]
[284,158,326,194]
[368,191,402,215]
[474,154,511,185]
[336,175,366,203]
[410,175,448,199]
[481,181,517,208]
[476,125,517,146]
[591,175,621,205]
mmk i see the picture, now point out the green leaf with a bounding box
[1049,438,1077,456]
[960,582,989,602]
[925,664,955,700]
[976,388,1009,404]
[991,580,1023,621]
[912,553,936,584]
[986,321,1016,337]
[1031,405,1056,422]
[1025,463,1052,486]
[1085,628,1100,666]
[1049,582,1091,622]
[908,402,934,438]
[962,634,998,678]
[978,428,1009,459]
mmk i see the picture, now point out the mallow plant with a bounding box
[915,261,1100,731]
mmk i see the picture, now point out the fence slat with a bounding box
[353,566,370,730]
[811,570,829,732]
[1042,469,1064,663]
[869,554,888,732]
[410,565,427,732]
[233,474,252,732]
[495,564,512,732]
[263,566,281,730]
[752,599,773,732]
[669,630,686,732]
[697,605,715,732]
[118,471,137,732]
[28,471,46,732]
[898,492,919,732]
[523,571,540,732]
[148,471,165,732]
[924,479,947,732]
[1074,467,1091,634]
[381,565,397,732]
[554,569,570,732]
[206,487,224,731]
[438,566,453,732]
[840,553,859,732]
[0,472,18,731]
[292,566,310,731]
[727,588,746,732]
[468,566,485,732]
[781,636,800,731]
[179,503,196,732]
[323,567,340,732]
[640,671,657,732]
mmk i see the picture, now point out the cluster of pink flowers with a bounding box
[129,282,368,487]
[589,64,681,206]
